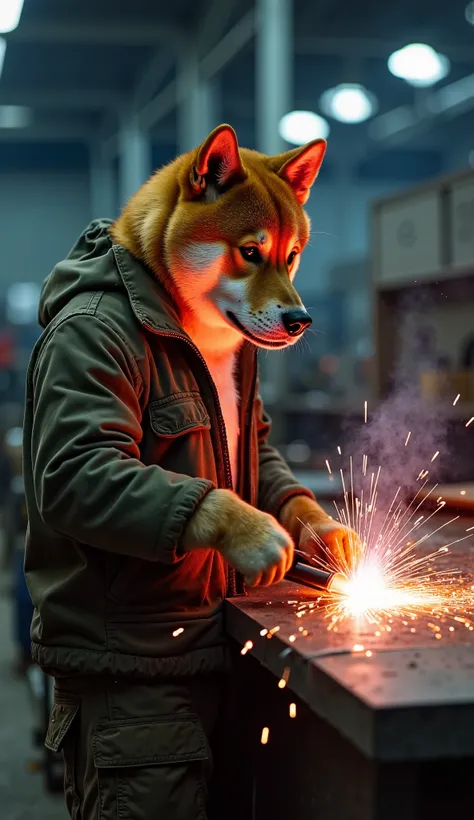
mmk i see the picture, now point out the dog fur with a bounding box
[111,124,329,585]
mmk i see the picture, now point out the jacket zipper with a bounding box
[142,324,243,596]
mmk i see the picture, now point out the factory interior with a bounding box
[2,0,474,819]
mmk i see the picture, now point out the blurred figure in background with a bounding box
[3,425,32,675]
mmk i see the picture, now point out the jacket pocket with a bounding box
[45,701,80,752]
[149,392,211,438]
[92,714,209,820]
[45,701,81,818]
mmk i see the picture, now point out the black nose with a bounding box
[281,309,312,337]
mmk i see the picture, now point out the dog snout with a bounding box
[281,308,312,337]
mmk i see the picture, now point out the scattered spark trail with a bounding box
[295,457,474,633]
[405,431,411,446]
[453,394,460,406]
[466,417,474,428]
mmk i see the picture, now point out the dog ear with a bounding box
[271,139,326,204]
[190,124,247,195]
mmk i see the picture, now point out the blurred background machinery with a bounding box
[1,0,474,490]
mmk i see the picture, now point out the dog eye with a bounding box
[240,246,262,264]
[287,250,298,266]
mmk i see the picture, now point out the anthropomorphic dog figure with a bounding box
[24,125,357,819]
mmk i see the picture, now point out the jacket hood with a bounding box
[39,219,121,328]
[38,219,186,339]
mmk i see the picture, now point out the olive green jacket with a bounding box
[23,219,314,678]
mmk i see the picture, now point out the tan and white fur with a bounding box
[112,124,334,586]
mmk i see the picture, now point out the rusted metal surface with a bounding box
[225,516,474,761]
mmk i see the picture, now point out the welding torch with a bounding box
[286,550,348,595]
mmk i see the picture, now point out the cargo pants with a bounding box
[46,672,237,820]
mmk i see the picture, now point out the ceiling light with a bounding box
[0,0,25,33]
[0,37,6,77]
[279,110,330,145]
[0,106,32,128]
[388,43,450,87]
[465,2,474,25]
[319,84,377,124]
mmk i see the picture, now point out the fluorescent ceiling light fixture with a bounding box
[0,0,25,33]
[0,37,6,77]
[465,2,474,25]
[388,43,450,87]
[0,105,32,128]
[279,110,330,144]
[320,84,377,124]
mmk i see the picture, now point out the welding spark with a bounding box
[297,458,474,632]
[453,394,460,406]
[278,667,290,688]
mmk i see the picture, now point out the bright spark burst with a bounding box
[299,456,474,631]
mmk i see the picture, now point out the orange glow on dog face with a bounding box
[111,125,327,351]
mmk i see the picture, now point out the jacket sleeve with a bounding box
[255,392,316,519]
[29,314,214,563]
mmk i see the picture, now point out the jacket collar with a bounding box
[112,241,258,371]
[112,243,184,336]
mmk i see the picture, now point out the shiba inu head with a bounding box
[112,124,326,352]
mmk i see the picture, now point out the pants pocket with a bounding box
[92,713,210,820]
[45,701,81,818]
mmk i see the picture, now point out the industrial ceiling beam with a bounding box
[0,90,124,110]
[297,36,474,64]
[139,9,255,129]
[0,125,93,142]
[368,72,474,145]
[6,21,182,47]
[101,8,256,160]
[200,9,255,79]
[198,0,237,58]
[132,52,175,109]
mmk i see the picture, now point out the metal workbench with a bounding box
[224,517,474,820]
